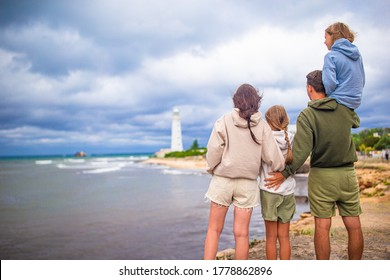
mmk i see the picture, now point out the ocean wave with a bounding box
[90,161,110,166]
[64,159,86,163]
[93,157,137,163]
[57,162,127,172]
[161,169,204,176]
[35,160,53,165]
[82,166,122,174]
[56,163,96,170]
[128,156,150,161]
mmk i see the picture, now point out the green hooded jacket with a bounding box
[282,98,359,178]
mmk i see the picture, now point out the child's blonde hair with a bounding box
[265,105,293,164]
[325,22,356,45]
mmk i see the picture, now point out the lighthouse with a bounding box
[171,107,184,152]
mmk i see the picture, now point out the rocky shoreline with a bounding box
[218,158,390,260]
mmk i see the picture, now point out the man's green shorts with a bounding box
[308,166,362,218]
[260,190,296,223]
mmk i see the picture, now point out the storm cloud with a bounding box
[0,0,389,155]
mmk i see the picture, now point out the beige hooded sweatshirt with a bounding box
[206,109,285,180]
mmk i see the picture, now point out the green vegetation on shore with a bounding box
[353,128,390,154]
[164,149,207,158]
[165,139,207,158]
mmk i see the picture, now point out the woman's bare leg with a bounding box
[203,202,229,260]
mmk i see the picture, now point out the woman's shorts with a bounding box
[260,190,296,223]
[308,166,362,218]
[205,175,260,208]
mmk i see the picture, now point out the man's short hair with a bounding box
[306,70,325,93]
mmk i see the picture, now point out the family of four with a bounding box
[203,22,365,260]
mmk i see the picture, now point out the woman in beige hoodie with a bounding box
[203,84,285,260]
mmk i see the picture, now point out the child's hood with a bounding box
[332,38,361,61]
[273,130,288,149]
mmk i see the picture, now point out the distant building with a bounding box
[170,107,184,152]
[155,107,184,158]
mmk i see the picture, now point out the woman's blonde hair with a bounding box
[265,105,293,164]
[325,22,356,45]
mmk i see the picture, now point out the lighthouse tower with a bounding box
[171,107,184,152]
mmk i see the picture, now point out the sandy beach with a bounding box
[143,156,390,260]
[142,156,209,172]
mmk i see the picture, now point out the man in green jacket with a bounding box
[266,70,363,260]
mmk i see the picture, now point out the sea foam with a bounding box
[35,160,53,165]
[82,166,122,174]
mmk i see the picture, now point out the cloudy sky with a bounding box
[0,0,389,156]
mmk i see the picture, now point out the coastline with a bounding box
[142,156,208,172]
[143,156,390,260]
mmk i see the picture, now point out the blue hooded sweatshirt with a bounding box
[322,38,365,109]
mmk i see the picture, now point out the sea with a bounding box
[0,154,309,260]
